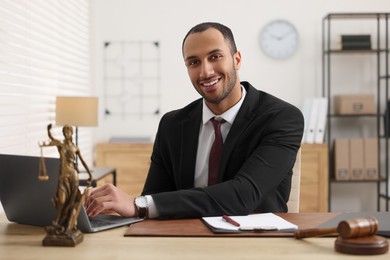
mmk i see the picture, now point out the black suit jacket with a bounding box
[142,81,304,219]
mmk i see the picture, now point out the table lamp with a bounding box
[55,96,98,148]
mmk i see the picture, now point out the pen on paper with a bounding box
[222,215,240,227]
[239,226,278,232]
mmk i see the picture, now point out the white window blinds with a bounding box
[0,0,93,164]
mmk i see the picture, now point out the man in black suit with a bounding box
[85,22,304,219]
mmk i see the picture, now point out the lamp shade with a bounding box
[55,96,98,127]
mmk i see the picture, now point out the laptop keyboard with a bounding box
[89,218,115,228]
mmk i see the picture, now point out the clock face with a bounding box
[259,20,299,59]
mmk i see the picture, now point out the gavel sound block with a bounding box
[294,216,389,255]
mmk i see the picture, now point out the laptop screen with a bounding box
[0,154,59,226]
[0,154,143,233]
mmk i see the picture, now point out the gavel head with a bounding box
[337,216,378,239]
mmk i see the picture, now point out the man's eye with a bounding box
[187,60,199,66]
[210,54,222,60]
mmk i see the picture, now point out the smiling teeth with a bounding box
[203,79,218,87]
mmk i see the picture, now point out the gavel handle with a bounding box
[294,227,338,239]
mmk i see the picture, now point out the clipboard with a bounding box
[201,218,297,234]
[201,213,298,234]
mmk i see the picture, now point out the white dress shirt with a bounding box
[194,86,247,187]
[146,86,247,218]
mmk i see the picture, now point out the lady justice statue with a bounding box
[39,124,92,247]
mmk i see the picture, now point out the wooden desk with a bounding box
[1,213,388,259]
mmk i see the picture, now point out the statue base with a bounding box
[42,226,83,247]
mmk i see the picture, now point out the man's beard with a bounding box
[202,65,237,105]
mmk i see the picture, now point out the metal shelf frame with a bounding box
[322,13,390,211]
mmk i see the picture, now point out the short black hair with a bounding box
[182,22,238,55]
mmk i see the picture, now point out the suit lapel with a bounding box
[179,101,202,189]
[218,82,260,182]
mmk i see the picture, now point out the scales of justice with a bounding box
[38,124,92,247]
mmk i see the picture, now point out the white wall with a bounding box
[90,0,390,212]
[91,0,390,142]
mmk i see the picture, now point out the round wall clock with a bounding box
[259,19,299,59]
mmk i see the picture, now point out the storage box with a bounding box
[349,138,364,180]
[334,139,350,180]
[364,138,379,180]
[333,94,375,115]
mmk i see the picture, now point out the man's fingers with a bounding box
[83,183,135,218]
[85,184,117,216]
[85,185,111,207]
[87,200,115,217]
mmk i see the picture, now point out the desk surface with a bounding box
[0,213,388,260]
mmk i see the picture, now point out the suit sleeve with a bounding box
[142,115,177,194]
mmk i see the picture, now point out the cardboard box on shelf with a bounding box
[364,138,379,180]
[349,138,364,180]
[333,94,375,115]
[334,138,350,180]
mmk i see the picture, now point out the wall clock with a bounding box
[259,19,299,60]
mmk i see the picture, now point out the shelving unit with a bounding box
[322,13,389,211]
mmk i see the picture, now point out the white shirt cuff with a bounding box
[145,195,159,218]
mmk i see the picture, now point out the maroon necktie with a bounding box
[208,118,225,186]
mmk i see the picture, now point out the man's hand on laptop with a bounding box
[84,184,136,218]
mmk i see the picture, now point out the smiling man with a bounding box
[85,22,304,219]
[183,24,242,115]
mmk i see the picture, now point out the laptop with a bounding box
[0,154,143,233]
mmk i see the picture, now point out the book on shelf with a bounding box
[342,42,371,50]
[384,99,390,137]
[340,34,371,50]
[341,34,371,43]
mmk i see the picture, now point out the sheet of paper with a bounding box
[202,213,298,231]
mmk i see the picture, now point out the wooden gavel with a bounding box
[294,216,378,239]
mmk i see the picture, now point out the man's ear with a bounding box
[234,51,242,70]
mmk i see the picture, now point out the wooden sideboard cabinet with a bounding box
[299,143,329,212]
[94,143,153,195]
[95,142,329,212]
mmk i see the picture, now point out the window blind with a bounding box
[0,0,93,165]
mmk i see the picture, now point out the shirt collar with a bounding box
[202,85,247,125]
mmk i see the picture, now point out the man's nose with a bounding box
[200,61,214,78]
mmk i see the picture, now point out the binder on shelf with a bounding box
[334,139,350,180]
[301,98,313,144]
[304,98,319,144]
[364,138,379,180]
[349,138,364,180]
[314,98,328,144]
